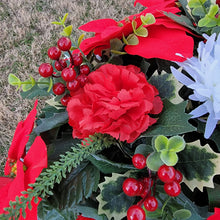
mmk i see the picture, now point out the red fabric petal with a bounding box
[79,19,118,33]
[207,208,220,220]
[23,136,47,189]
[150,96,164,114]
[125,25,194,61]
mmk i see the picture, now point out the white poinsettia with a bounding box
[171,33,220,139]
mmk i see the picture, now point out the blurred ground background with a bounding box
[0,0,142,174]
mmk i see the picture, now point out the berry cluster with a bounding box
[124,153,183,220]
[38,36,91,106]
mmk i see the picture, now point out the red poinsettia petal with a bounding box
[19,197,41,220]
[23,136,47,189]
[0,177,14,213]
[76,214,95,220]
[124,25,194,61]
[134,0,176,7]
[79,19,118,33]
[5,100,38,175]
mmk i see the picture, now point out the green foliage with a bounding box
[0,134,115,220]
[49,162,100,208]
[34,111,69,135]
[88,154,136,174]
[97,173,136,220]
[51,13,68,26]
[60,25,73,37]
[146,135,185,171]
[149,72,176,100]
[143,100,196,137]
[176,140,220,191]
[198,4,220,27]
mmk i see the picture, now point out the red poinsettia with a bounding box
[78,0,194,61]
[76,214,95,220]
[207,208,220,220]
[0,100,47,220]
[67,64,163,143]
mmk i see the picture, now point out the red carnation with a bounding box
[0,100,47,220]
[67,64,163,143]
[78,0,194,61]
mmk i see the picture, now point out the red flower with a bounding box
[76,214,95,220]
[0,100,47,220]
[78,0,194,61]
[67,64,163,143]
[207,208,220,220]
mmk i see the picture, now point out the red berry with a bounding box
[157,165,176,183]
[80,64,90,75]
[132,154,146,169]
[61,68,77,82]
[127,205,145,220]
[174,170,183,183]
[61,94,71,106]
[55,59,67,71]
[73,54,83,66]
[57,37,72,51]
[66,79,80,92]
[48,46,61,60]
[139,177,153,198]
[52,82,65,95]
[123,178,142,197]
[77,74,88,87]
[38,63,53,77]
[144,196,158,212]
[164,180,181,197]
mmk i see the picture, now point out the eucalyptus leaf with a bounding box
[146,151,164,171]
[160,150,178,166]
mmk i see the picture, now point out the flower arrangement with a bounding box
[1,0,220,219]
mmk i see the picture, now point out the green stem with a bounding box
[161,197,171,214]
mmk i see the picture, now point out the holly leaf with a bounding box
[149,71,175,100]
[97,173,136,220]
[88,154,136,174]
[34,111,69,135]
[176,140,220,191]
[143,100,196,137]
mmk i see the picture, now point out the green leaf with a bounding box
[146,151,164,171]
[34,111,69,135]
[62,13,68,24]
[61,25,73,37]
[8,73,21,88]
[167,136,185,152]
[38,77,50,89]
[77,33,85,46]
[134,143,153,157]
[126,34,139,45]
[160,150,178,166]
[140,13,155,25]
[51,162,100,208]
[143,100,196,137]
[88,154,136,174]
[176,140,220,191]
[22,83,34,92]
[149,72,176,101]
[192,6,206,17]
[21,84,51,99]
[207,184,220,210]
[173,209,192,220]
[97,173,136,220]
[134,26,148,37]
[38,199,78,220]
[75,206,108,220]
[154,135,168,152]
[51,21,62,25]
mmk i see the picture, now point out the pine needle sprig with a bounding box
[0,134,115,220]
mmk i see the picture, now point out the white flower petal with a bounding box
[190,103,208,118]
[204,112,218,139]
[170,66,194,86]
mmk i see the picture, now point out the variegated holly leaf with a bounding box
[176,140,220,191]
[96,172,136,220]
